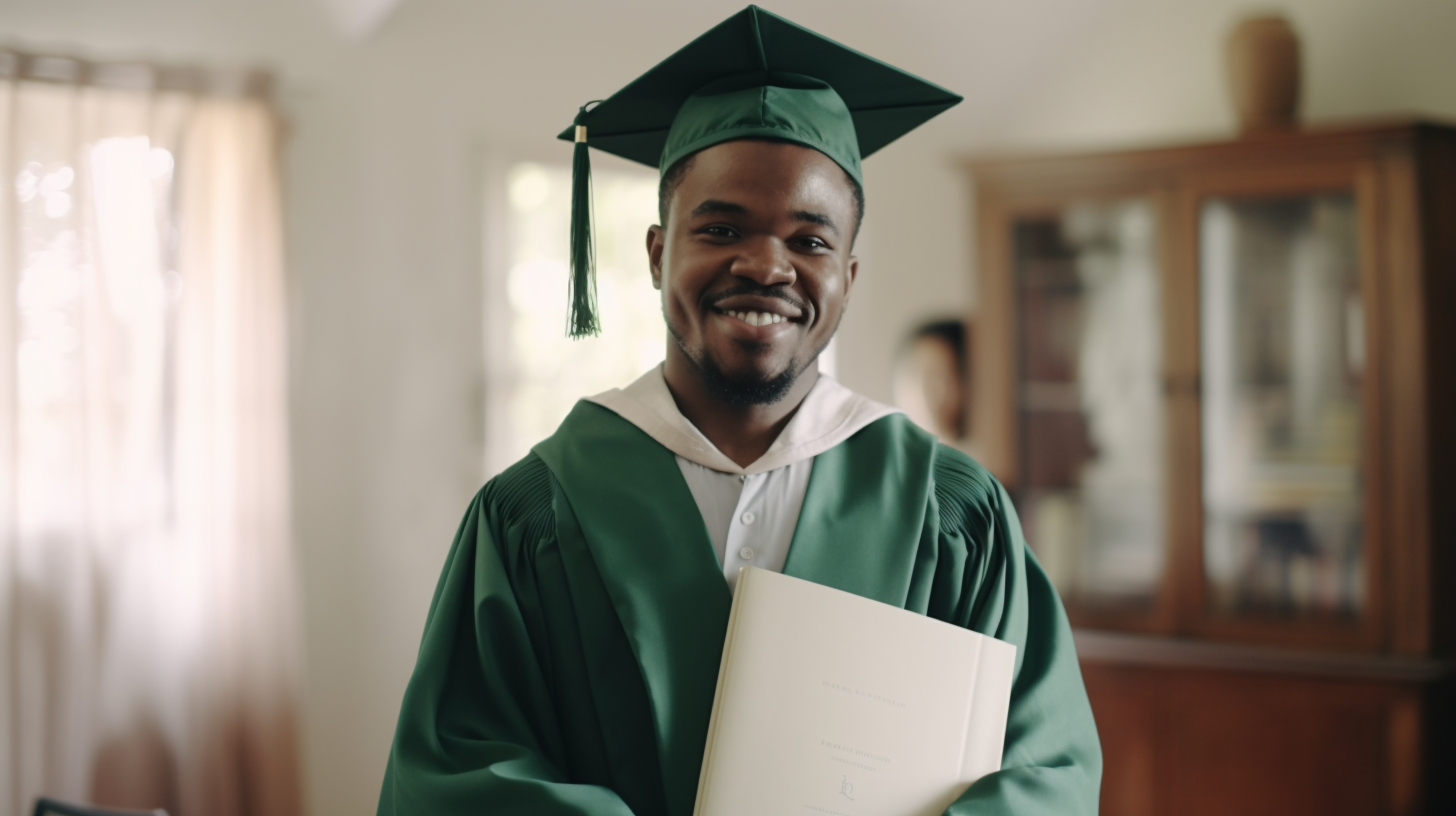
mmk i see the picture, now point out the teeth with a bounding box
[727,310,785,327]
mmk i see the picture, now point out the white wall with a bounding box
[3,1,1456,814]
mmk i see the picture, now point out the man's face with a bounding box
[647,140,859,405]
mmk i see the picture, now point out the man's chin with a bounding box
[695,357,805,407]
[667,321,819,407]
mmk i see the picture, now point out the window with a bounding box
[486,161,661,473]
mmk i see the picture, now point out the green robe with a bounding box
[378,402,1101,815]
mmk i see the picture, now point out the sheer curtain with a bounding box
[0,53,301,816]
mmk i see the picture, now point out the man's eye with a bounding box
[796,236,831,250]
[699,225,739,239]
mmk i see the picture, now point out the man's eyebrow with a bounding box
[690,199,748,218]
[688,200,841,237]
[793,210,840,236]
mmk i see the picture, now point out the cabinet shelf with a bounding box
[968,118,1456,815]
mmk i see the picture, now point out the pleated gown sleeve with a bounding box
[376,453,656,816]
[927,444,1103,815]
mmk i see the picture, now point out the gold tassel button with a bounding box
[575,125,588,143]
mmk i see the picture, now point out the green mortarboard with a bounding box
[557,4,962,337]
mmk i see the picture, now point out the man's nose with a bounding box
[729,237,795,285]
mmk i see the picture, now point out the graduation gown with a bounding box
[377,400,1102,815]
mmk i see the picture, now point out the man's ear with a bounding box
[647,224,665,290]
[841,256,860,309]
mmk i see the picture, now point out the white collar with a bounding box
[587,364,900,475]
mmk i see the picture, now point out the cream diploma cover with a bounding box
[694,568,1016,816]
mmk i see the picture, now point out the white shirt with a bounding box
[589,365,899,591]
[675,456,812,592]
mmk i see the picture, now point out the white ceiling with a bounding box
[315,0,405,40]
[3,0,1455,153]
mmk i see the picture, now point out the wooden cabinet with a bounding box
[968,119,1456,815]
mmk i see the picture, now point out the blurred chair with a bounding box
[32,798,168,816]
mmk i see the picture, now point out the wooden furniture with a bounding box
[967,119,1456,815]
[32,798,168,816]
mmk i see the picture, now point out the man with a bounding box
[377,7,1101,815]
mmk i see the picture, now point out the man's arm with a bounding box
[933,449,1103,815]
[376,485,638,816]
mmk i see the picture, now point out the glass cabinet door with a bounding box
[1010,199,1167,611]
[1199,193,1365,622]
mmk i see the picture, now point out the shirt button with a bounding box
[741,511,756,525]
[739,546,755,561]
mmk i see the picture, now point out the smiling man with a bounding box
[377,7,1100,816]
[651,139,861,471]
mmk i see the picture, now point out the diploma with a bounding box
[694,567,1016,816]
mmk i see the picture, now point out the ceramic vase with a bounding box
[1226,15,1301,133]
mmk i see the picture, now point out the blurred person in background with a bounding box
[893,318,979,458]
[376,7,1099,816]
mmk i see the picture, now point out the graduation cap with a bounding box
[558,4,962,337]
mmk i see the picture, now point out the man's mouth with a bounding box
[723,310,791,327]
[709,290,807,328]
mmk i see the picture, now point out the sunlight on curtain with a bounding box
[0,56,299,816]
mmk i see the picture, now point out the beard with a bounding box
[666,311,833,407]
[682,340,803,406]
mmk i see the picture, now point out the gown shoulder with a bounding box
[478,452,558,547]
[931,442,1004,533]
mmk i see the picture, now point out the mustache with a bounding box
[705,283,808,312]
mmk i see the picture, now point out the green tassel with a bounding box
[568,104,601,338]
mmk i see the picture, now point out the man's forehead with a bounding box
[676,141,857,204]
